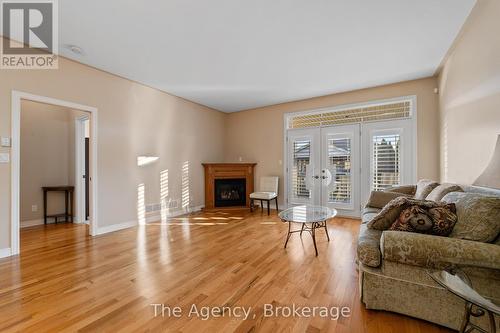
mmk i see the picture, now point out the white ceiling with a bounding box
[59,0,476,112]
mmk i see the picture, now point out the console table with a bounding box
[42,186,74,224]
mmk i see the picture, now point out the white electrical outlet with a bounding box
[0,153,9,163]
[1,137,11,147]
[32,205,38,212]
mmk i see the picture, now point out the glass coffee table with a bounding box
[278,205,337,256]
[428,269,500,333]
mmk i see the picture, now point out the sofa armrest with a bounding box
[381,230,500,270]
[365,190,411,209]
[383,185,416,196]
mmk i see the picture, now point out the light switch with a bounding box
[0,152,10,163]
[1,137,11,147]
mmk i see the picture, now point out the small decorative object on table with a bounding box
[428,268,500,333]
[279,205,337,256]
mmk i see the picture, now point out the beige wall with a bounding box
[224,77,440,205]
[0,44,226,249]
[438,0,500,185]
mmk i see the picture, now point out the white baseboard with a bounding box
[20,219,44,228]
[85,205,205,236]
[21,216,79,228]
[0,248,12,259]
[145,205,204,223]
[95,220,137,236]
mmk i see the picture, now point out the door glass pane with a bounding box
[292,140,310,198]
[372,134,401,190]
[327,138,351,204]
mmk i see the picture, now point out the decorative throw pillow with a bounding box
[442,192,500,242]
[414,179,440,200]
[389,203,457,236]
[426,183,463,202]
[366,191,411,209]
[367,196,409,230]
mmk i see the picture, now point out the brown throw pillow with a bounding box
[414,179,440,200]
[367,196,410,230]
[366,191,411,209]
[389,203,457,236]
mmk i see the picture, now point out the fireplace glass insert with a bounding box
[214,178,246,207]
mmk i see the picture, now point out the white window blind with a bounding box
[292,140,310,198]
[328,138,351,204]
[289,100,411,129]
[372,134,401,191]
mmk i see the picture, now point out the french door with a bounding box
[287,124,360,217]
[286,120,414,217]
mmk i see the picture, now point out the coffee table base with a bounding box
[284,220,330,256]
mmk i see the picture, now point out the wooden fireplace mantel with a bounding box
[202,163,257,210]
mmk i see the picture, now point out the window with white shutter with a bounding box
[327,137,352,204]
[371,133,401,191]
[292,140,311,198]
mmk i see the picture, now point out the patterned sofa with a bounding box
[357,182,500,330]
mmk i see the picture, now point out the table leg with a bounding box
[70,190,74,223]
[284,222,292,249]
[65,190,69,222]
[311,222,318,256]
[488,310,497,333]
[43,190,47,225]
[459,302,471,333]
[324,220,330,241]
[300,224,305,236]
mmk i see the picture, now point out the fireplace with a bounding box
[202,163,256,210]
[214,178,246,207]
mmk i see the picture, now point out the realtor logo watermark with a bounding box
[1,0,58,69]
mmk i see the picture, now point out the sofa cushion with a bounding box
[383,185,417,195]
[414,179,439,200]
[389,203,457,236]
[362,212,379,225]
[366,191,411,209]
[357,224,382,267]
[442,192,500,243]
[250,191,277,199]
[426,183,463,202]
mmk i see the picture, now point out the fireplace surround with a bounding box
[202,163,256,209]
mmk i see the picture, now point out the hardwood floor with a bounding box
[0,210,453,333]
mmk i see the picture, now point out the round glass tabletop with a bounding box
[278,205,337,223]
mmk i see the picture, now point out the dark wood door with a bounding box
[85,138,90,220]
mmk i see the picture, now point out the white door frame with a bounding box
[75,116,90,224]
[11,90,99,256]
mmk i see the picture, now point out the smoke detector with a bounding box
[65,44,85,56]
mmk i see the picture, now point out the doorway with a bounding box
[75,116,91,223]
[285,97,416,218]
[10,91,98,256]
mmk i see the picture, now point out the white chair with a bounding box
[250,176,279,215]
